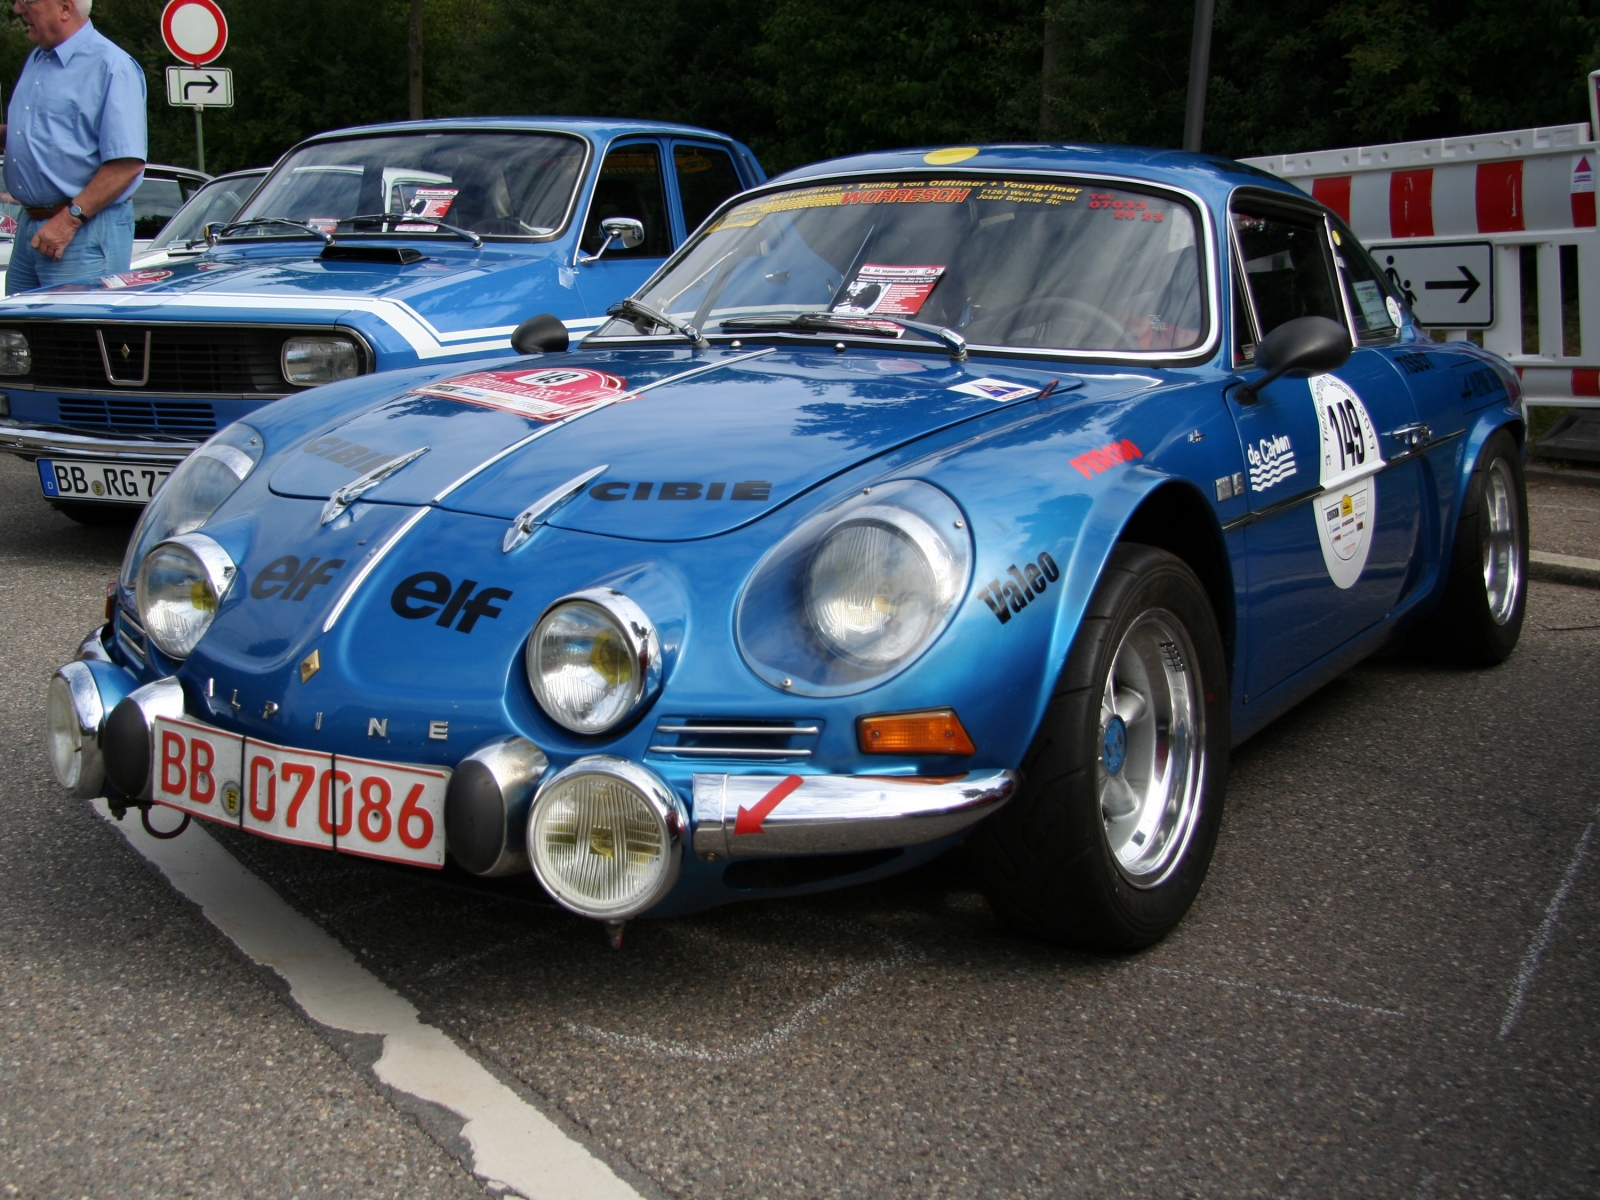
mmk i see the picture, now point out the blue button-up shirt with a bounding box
[4,21,146,209]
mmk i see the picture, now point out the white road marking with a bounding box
[94,801,642,1200]
[1141,964,1406,1017]
[1498,808,1597,1039]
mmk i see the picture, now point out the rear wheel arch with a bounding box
[1117,480,1235,682]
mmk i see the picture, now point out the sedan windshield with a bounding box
[229,131,588,241]
[622,175,1206,353]
[151,171,266,250]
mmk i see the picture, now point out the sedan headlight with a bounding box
[282,336,360,386]
[527,757,686,919]
[0,328,29,375]
[525,588,661,734]
[136,532,236,659]
[121,423,263,590]
[737,480,971,696]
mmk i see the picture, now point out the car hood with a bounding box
[262,345,1159,542]
[0,242,576,348]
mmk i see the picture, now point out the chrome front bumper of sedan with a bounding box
[0,423,198,464]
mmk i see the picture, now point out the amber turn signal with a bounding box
[857,708,976,756]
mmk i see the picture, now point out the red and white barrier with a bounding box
[1243,107,1600,408]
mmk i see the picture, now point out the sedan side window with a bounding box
[1328,214,1402,342]
[674,144,744,236]
[1231,207,1344,338]
[581,144,671,258]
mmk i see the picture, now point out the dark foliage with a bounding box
[0,0,1593,176]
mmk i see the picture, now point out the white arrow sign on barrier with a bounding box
[165,66,233,108]
[1369,240,1495,328]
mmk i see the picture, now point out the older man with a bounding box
[3,0,146,292]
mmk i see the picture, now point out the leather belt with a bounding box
[24,202,68,220]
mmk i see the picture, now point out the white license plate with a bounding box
[38,458,171,503]
[151,716,450,867]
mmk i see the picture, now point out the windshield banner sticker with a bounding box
[414,367,632,422]
[832,264,945,316]
[949,377,1041,404]
[1311,374,1385,589]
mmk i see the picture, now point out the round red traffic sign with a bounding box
[160,0,228,67]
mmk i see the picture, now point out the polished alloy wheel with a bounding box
[1097,609,1205,886]
[1481,455,1522,626]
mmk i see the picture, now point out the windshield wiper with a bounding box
[336,212,483,248]
[605,298,709,348]
[215,216,333,244]
[717,311,968,360]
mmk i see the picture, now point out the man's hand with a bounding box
[31,209,82,261]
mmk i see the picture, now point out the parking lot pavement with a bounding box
[2,452,1597,1199]
[1528,469,1600,560]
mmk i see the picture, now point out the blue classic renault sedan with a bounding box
[0,117,763,520]
[47,143,1527,950]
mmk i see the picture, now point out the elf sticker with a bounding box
[1310,374,1384,589]
[831,264,945,316]
[413,367,632,422]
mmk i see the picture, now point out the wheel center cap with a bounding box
[1102,715,1128,775]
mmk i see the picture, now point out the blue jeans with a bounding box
[6,199,134,293]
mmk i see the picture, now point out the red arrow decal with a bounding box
[734,775,803,835]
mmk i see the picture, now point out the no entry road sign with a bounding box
[165,67,233,108]
[161,0,228,67]
[1369,241,1495,328]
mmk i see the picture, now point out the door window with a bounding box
[1232,206,1344,339]
[674,144,744,235]
[581,143,671,259]
[1328,215,1402,342]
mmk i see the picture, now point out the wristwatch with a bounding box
[67,203,84,220]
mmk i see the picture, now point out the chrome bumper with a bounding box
[0,423,197,463]
[691,770,1018,860]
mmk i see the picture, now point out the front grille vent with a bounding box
[13,322,329,395]
[116,608,147,665]
[648,718,822,760]
[58,396,216,436]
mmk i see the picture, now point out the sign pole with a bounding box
[193,104,205,173]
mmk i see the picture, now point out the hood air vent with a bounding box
[320,244,428,265]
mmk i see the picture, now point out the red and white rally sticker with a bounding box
[99,269,173,289]
[413,367,632,422]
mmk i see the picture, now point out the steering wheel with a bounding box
[969,296,1141,351]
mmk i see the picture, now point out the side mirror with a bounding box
[578,216,645,264]
[202,221,221,247]
[510,312,570,355]
[1234,315,1351,404]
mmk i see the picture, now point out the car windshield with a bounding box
[229,131,588,240]
[153,172,266,249]
[619,175,1207,353]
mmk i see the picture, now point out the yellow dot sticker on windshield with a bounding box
[924,147,979,165]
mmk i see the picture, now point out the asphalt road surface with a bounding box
[2,451,1597,1199]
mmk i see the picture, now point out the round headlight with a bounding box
[805,508,956,667]
[525,588,661,734]
[47,663,104,797]
[136,533,236,659]
[527,757,685,919]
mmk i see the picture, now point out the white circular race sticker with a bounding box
[1310,374,1385,589]
[1385,295,1403,327]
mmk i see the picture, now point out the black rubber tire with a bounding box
[971,544,1230,951]
[1411,429,1527,666]
[50,500,140,528]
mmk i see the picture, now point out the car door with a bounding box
[670,141,749,240]
[1229,192,1427,702]
[574,140,675,316]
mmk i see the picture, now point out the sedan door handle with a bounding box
[1387,423,1431,449]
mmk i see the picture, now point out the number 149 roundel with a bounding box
[62,142,1527,953]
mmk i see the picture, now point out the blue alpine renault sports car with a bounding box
[47,143,1527,950]
[0,117,762,521]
